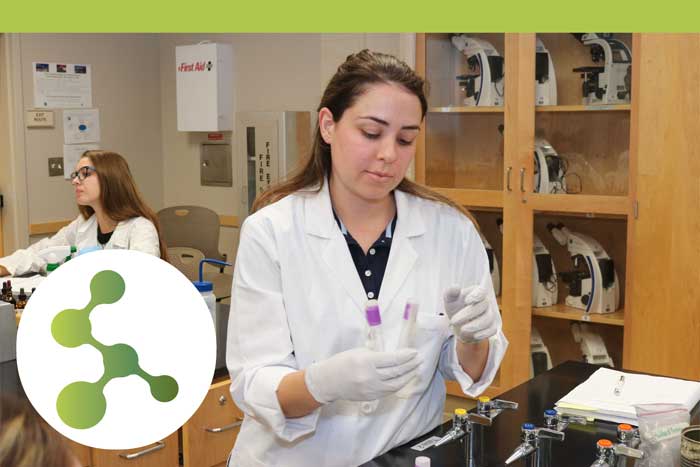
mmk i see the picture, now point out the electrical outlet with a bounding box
[48,157,64,177]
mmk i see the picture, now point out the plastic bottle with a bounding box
[37,246,74,265]
[192,258,233,334]
[64,245,77,262]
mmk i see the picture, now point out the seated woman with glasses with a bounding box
[0,150,167,277]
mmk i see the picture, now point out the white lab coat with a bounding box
[0,214,160,276]
[226,182,507,467]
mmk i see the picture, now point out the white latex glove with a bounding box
[443,285,501,344]
[304,347,421,404]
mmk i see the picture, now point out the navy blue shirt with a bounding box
[334,212,398,300]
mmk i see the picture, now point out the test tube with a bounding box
[397,300,419,349]
[365,299,384,352]
[396,300,421,399]
[362,300,383,414]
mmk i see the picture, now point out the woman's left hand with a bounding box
[443,285,501,344]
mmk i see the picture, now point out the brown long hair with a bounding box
[78,150,168,260]
[251,49,475,225]
[0,394,77,467]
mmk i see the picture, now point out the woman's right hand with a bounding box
[0,265,9,277]
[304,347,421,404]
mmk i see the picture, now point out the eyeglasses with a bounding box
[69,166,96,182]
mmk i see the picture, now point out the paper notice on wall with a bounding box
[63,143,99,179]
[63,109,100,144]
[33,62,92,109]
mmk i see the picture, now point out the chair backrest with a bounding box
[157,206,225,262]
[167,247,205,281]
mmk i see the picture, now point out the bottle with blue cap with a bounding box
[193,259,233,333]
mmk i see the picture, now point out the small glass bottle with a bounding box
[15,288,28,311]
[5,280,16,307]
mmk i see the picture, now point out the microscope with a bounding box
[572,33,632,105]
[572,323,615,367]
[547,223,620,314]
[532,233,558,307]
[533,138,566,194]
[496,218,557,308]
[530,327,553,377]
[434,396,518,466]
[535,38,557,106]
[451,35,504,106]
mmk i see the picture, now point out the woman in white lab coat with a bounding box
[0,150,166,277]
[226,50,507,467]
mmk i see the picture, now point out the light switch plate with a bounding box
[48,157,64,177]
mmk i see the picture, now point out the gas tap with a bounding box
[589,438,644,467]
[614,423,641,467]
[543,408,589,431]
[505,423,565,467]
[434,397,518,467]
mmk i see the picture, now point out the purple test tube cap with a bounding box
[403,300,418,320]
[365,299,381,326]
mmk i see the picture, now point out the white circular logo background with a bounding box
[16,249,216,449]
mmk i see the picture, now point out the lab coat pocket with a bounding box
[111,238,128,250]
[398,313,449,398]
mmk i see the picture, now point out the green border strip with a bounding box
[3,0,700,32]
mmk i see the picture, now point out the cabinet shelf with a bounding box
[535,104,631,113]
[532,304,625,326]
[428,106,504,114]
[432,187,503,209]
[530,194,628,217]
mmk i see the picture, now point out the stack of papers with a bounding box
[556,367,700,424]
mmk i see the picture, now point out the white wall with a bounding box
[3,34,164,248]
[158,34,402,263]
[0,34,13,254]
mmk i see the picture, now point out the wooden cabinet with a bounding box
[182,379,243,467]
[416,33,700,396]
[61,379,241,467]
[90,432,179,467]
[66,438,92,467]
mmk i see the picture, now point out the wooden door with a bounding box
[624,34,700,379]
[500,33,536,391]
